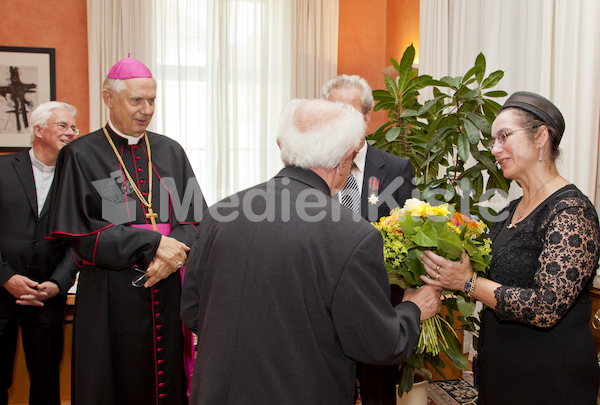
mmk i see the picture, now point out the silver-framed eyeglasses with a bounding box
[487,126,537,150]
[132,268,149,288]
[46,121,80,135]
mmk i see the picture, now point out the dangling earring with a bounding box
[538,148,543,162]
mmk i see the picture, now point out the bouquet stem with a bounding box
[417,314,456,356]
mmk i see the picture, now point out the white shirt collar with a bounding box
[352,141,368,172]
[29,148,55,172]
[108,120,145,145]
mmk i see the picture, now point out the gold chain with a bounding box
[103,126,152,209]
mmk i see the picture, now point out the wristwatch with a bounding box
[464,274,478,297]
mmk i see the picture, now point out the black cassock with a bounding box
[48,125,206,405]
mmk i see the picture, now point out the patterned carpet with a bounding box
[427,374,478,405]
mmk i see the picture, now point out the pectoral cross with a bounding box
[146,207,158,232]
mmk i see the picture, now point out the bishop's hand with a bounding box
[143,236,190,287]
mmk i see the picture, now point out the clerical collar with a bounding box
[29,148,55,172]
[108,120,145,145]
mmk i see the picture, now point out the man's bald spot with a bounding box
[294,99,342,133]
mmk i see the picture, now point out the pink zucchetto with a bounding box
[106,57,153,79]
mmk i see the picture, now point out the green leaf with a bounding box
[443,346,469,370]
[440,76,461,88]
[456,294,477,317]
[483,90,508,97]
[481,70,505,89]
[457,133,470,162]
[372,89,395,101]
[397,45,417,90]
[384,75,399,100]
[465,112,491,135]
[436,227,463,260]
[385,127,401,142]
[373,100,396,112]
[399,364,415,396]
[400,109,419,118]
[413,221,438,247]
[390,57,401,74]
[463,119,481,144]
[474,53,486,83]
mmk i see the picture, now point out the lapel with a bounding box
[13,149,39,219]
[361,145,387,215]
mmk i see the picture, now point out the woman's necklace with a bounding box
[507,174,559,229]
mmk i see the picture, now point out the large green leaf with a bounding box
[481,70,505,89]
[413,221,438,247]
[384,75,398,100]
[463,119,481,144]
[457,133,470,162]
[397,45,416,91]
[386,127,401,142]
[456,294,477,317]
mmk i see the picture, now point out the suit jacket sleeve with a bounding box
[330,230,421,365]
[0,250,18,286]
[48,246,80,294]
[181,221,210,334]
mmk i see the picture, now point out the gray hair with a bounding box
[30,101,77,136]
[277,99,365,171]
[102,78,128,94]
[320,74,374,115]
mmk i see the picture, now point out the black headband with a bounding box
[499,91,565,141]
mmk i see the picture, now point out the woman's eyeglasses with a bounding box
[487,126,537,150]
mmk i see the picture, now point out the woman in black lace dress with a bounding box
[420,91,600,404]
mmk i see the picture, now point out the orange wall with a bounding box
[0,0,89,136]
[338,0,419,133]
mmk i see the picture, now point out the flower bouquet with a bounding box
[372,198,491,395]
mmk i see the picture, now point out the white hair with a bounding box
[320,74,374,115]
[30,101,77,141]
[277,99,366,171]
[102,78,128,93]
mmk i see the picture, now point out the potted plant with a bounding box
[369,45,513,396]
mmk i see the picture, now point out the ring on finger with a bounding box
[435,273,441,280]
[177,261,184,269]
[435,265,441,272]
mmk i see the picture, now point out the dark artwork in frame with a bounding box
[0,46,56,152]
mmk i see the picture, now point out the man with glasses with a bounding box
[48,57,206,405]
[0,101,79,405]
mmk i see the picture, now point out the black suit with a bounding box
[360,144,415,223]
[0,150,77,405]
[181,166,421,404]
[357,145,415,405]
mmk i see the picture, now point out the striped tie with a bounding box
[341,165,361,213]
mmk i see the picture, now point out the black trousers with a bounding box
[0,318,64,405]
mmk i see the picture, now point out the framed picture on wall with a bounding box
[0,46,56,150]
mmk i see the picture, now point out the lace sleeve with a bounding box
[494,203,600,327]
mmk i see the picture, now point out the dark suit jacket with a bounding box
[358,145,414,405]
[181,166,421,405]
[0,150,77,323]
[361,144,414,223]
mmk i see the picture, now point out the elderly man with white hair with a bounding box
[181,98,441,405]
[0,101,79,405]
[48,57,207,405]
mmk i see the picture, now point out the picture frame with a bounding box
[0,46,56,150]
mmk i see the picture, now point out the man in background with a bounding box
[181,99,441,404]
[0,101,79,405]
[322,74,415,223]
[48,57,206,405]
[322,74,415,405]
